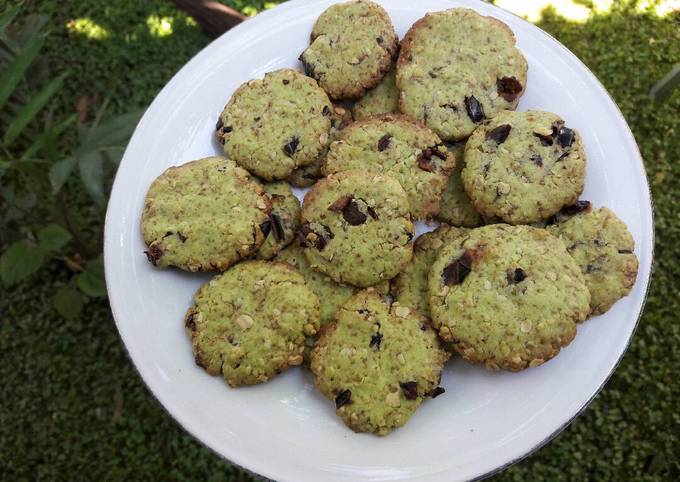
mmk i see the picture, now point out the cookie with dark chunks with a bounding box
[276,244,389,362]
[352,66,400,120]
[436,141,483,227]
[288,103,353,188]
[216,69,333,181]
[141,157,271,271]
[300,0,398,100]
[429,224,590,371]
[391,225,470,318]
[185,261,320,387]
[548,205,638,315]
[397,8,528,141]
[462,110,586,225]
[310,289,449,435]
[300,170,414,287]
[256,182,301,260]
[323,114,455,219]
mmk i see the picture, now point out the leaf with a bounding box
[77,110,142,153]
[37,224,71,251]
[21,114,75,161]
[0,4,21,33]
[49,155,77,194]
[76,257,106,298]
[14,190,36,209]
[0,31,44,112]
[4,74,65,146]
[0,241,46,286]
[101,145,125,166]
[78,151,105,206]
[53,287,83,320]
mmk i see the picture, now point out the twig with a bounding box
[173,0,246,37]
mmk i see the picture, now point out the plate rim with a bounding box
[104,0,655,480]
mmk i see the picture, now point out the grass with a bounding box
[1,1,679,480]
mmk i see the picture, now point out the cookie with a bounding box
[300,170,414,287]
[256,182,302,260]
[300,0,398,100]
[216,69,333,181]
[547,203,638,315]
[429,224,590,371]
[462,110,587,225]
[397,8,528,141]
[323,114,455,219]
[436,142,483,227]
[185,260,320,387]
[141,157,271,271]
[351,66,400,120]
[288,103,353,188]
[310,289,449,435]
[276,243,388,361]
[391,225,470,318]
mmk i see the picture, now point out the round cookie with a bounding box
[310,289,449,435]
[216,69,333,181]
[462,110,587,225]
[299,0,398,100]
[391,225,470,318]
[276,243,389,361]
[547,203,638,315]
[351,66,400,120]
[436,142,483,227]
[429,224,591,371]
[185,260,320,387]
[397,8,528,141]
[141,157,271,271]
[300,170,414,287]
[288,103,353,188]
[256,182,302,260]
[323,114,455,219]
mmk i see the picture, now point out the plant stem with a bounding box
[56,190,93,259]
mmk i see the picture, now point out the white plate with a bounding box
[104,1,654,480]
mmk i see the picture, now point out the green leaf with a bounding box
[37,224,71,251]
[0,31,44,112]
[4,74,65,146]
[77,257,106,298]
[0,241,46,286]
[53,287,84,320]
[78,151,105,206]
[21,114,76,161]
[77,110,142,153]
[49,155,77,194]
[0,4,21,33]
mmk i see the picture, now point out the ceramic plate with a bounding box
[104,1,654,480]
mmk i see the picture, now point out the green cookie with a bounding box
[323,114,455,219]
[352,66,400,120]
[548,204,638,315]
[185,260,320,387]
[288,103,353,188]
[300,170,414,287]
[256,182,301,260]
[397,8,528,140]
[462,110,587,225]
[300,0,398,100]
[429,224,590,371]
[311,289,449,435]
[141,157,270,272]
[391,224,470,318]
[436,141,483,227]
[217,69,333,181]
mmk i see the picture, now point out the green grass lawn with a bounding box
[1,1,679,480]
